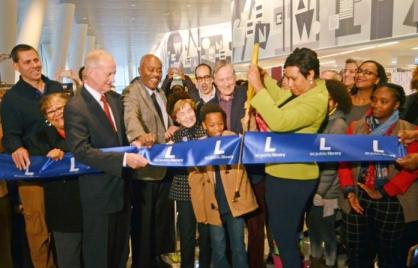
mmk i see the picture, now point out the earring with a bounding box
[45,119,52,126]
[309,80,313,85]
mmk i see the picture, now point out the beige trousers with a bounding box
[18,183,56,268]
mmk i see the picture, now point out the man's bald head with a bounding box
[85,50,115,71]
[84,50,116,94]
[138,54,162,90]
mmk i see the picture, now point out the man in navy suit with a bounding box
[64,50,148,268]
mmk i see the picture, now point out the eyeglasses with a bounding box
[45,105,64,117]
[356,69,377,76]
[196,75,212,82]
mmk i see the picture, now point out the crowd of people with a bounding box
[0,44,417,268]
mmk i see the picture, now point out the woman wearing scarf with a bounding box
[338,83,418,268]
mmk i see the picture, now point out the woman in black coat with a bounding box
[25,93,82,268]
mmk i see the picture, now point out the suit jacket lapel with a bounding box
[137,81,161,122]
[231,87,246,133]
[137,80,170,129]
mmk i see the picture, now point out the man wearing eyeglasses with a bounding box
[1,44,63,268]
[194,63,216,103]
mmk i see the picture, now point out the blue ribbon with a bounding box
[143,135,241,166]
[0,153,97,181]
[0,133,405,180]
[242,132,404,164]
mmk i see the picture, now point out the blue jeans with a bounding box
[209,212,248,268]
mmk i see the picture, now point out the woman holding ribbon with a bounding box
[247,47,329,267]
[25,93,83,268]
[338,83,418,268]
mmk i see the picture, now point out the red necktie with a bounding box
[100,95,116,131]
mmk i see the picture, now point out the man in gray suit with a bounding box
[64,50,148,268]
[123,54,178,268]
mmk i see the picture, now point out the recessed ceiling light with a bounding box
[411,47,418,50]
[186,4,192,8]
[131,3,136,7]
[82,17,87,20]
